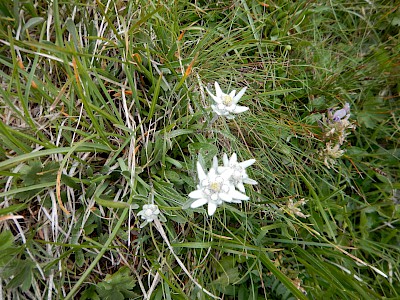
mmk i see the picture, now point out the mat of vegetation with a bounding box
[0,1,399,299]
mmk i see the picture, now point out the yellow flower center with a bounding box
[210,182,221,192]
[222,95,233,106]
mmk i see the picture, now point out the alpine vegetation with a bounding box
[1,1,397,299]
[206,81,249,119]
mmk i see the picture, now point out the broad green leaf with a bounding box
[21,17,44,33]
[0,231,13,252]
[96,266,136,300]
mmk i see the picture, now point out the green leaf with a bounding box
[164,129,195,139]
[165,157,183,169]
[96,266,136,300]
[0,204,27,215]
[0,231,13,252]
[147,74,163,121]
[6,260,35,292]
[357,111,386,129]
[81,286,100,300]
[61,174,80,189]
[75,249,85,268]
[65,18,79,48]
[259,252,308,300]
[188,142,218,163]
[164,170,183,184]
[0,182,55,198]
[0,1,13,18]
[0,144,109,171]
[21,17,44,33]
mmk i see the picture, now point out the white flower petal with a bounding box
[243,178,258,185]
[233,105,249,114]
[229,90,236,98]
[215,82,223,99]
[206,87,221,103]
[140,221,149,228]
[213,104,230,116]
[222,153,229,166]
[211,105,224,115]
[208,202,217,216]
[197,162,207,181]
[233,87,247,103]
[211,95,222,104]
[217,166,229,174]
[231,199,242,204]
[191,198,208,208]
[219,193,233,202]
[226,114,235,119]
[208,167,217,179]
[220,167,234,179]
[230,153,238,165]
[239,159,256,168]
[189,189,204,199]
[205,87,213,97]
[237,182,246,193]
[225,104,236,112]
[205,87,213,96]
[212,156,219,170]
[230,189,249,201]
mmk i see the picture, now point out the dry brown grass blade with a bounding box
[0,215,24,222]
[56,169,71,215]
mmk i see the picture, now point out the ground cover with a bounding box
[0,1,399,299]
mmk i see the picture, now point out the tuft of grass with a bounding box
[0,0,399,299]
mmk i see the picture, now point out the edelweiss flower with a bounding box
[220,153,257,193]
[137,204,160,227]
[189,159,249,216]
[206,81,249,119]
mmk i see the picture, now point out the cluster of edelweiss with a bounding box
[319,103,356,169]
[189,153,257,216]
[137,81,256,226]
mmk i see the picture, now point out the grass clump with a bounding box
[0,0,399,299]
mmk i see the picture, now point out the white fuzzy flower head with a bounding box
[189,158,249,216]
[137,204,160,225]
[220,153,257,193]
[206,81,249,119]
